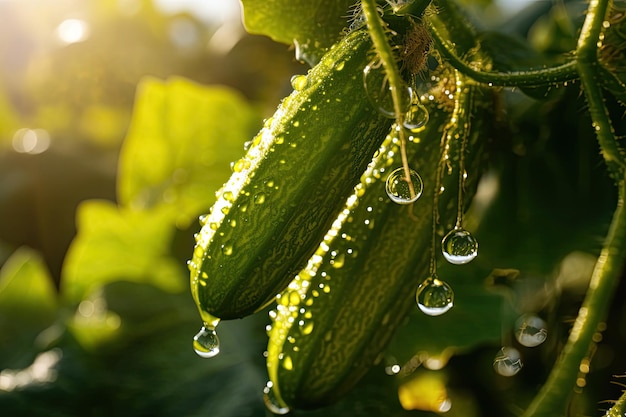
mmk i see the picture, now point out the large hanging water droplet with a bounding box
[416,275,454,316]
[441,228,478,264]
[403,102,429,132]
[363,61,412,118]
[493,347,523,376]
[263,381,290,415]
[193,324,220,358]
[515,314,548,347]
[385,167,423,204]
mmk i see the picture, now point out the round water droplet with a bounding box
[363,61,412,118]
[515,314,548,347]
[263,381,290,415]
[385,167,423,204]
[193,325,220,358]
[442,228,478,264]
[493,347,523,376]
[403,102,429,132]
[416,275,454,316]
[254,193,266,205]
[290,74,308,91]
[221,243,233,256]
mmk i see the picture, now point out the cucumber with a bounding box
[265,79,495,409]
[189,29,397,320]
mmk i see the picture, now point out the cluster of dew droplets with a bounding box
[193,317,221,358]
[493,314,548,377]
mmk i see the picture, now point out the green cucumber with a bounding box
[266,79,495,409]
[189,29,397,321]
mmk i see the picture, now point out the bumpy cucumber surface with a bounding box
[189,29,395,321]
[266,80,495,409]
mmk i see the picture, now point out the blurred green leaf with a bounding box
[0,247,59,369]
[118,77,260,228]
[240,0,354,66]
[62,200,184,304]
[387,272,505,365]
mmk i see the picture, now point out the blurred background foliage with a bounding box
[1,0,626,416]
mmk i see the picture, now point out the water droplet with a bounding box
[515,314,548,347]
[222,190,235,202]
[300,320,314,335]
[254,193,266,205]
[282,355,293,370]
[363,61,412,118]
[403,102,429,132]
[385,167,423,204]
[198,214,208,226]
[290,74,308,91]
[442,228,478,264]
[493,347,523,376]
[416,275,454,316]
[334,60,345,71]
[193,325,220,358]
[221,244,233,256]
[330,252,345,269]
[263,381,290,415]
[232,158,250,173]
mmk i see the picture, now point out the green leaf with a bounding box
[240,0,355,66]
[118,77,259,228]
[386,270,506,366]
[61,200,184,304]
[0,247,59,369]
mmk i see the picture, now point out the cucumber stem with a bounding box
[522,0,626,415]
[361,0,416,199]
[428,0,579,87]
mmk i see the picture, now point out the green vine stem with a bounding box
[522,0,626,415]
[577,0,626,177]
[428,0,579,87]
[361,0,415,197]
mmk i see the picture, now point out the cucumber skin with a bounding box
[267,83,495,409]
[189,29,394,320]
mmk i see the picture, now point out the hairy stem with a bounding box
[523,1,626,416]
[361,0,415,197]
[428,0,579,87]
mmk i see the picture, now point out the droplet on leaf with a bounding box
[290,74,308,91]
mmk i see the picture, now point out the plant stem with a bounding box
[521,178,626,417]
[606,385,626,416]
[577,0,626,176]
[523,1,626,416]
[361,0,415,197]
[428,0,578,87]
